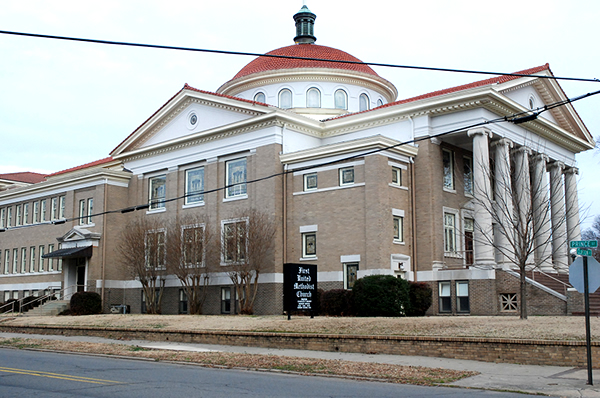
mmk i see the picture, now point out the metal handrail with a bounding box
[0,284,79,315]
[529,269,570,295]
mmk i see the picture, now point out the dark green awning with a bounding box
[42,246,92,259]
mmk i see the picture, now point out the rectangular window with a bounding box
[7,207,12,227]
[179,289,188,314]
[87,198,93,224]
[185,167,205,205]
[302,232,317,258]
[226,158,247,198]
[392,167,402,186]
[439,281,451,313]
[344,263,359,290]
[393,216,404,242]
[221,287,231,314]
[29,247,35,273]
[444,212,456,253]
[3,291,9,302]
[12,249,18,273]
[463,156,473,195]
[149,175,167,210]
[48,244,54,271]
[40,200,47,222]
[223,220,247,263]
[23,203,29,225]
[304,173,317,191]
[12,291,18,300]
[79,200,85,225]
[51,197,58,220]
[33,202,39,223]
[59,196,65,219]
[39,246,45,272]
[456,281,470,313]
[443,149,455,190]
[464,218,474,266]
[3,250,8,274]
[0,208,5,228]
[15,205,22,226]
[57,243,62,271]
[182,225,204,266]
[20,248,26,273]
[145,230,166,269]
[339,166,355,186]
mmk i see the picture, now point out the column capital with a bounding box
[491,138,513,149]
[548,161,565,171]
[467,127,493,139]
[564,167,579,175]
[532,153,549,164]
[511,146,532,156]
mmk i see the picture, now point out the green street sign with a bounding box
[570,240,599,248]
[577,248,593,256]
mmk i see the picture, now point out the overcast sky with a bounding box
[0,0,598,227]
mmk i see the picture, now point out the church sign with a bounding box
[283,263,317,317]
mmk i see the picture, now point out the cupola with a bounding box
[293,4,316,44]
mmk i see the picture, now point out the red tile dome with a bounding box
[231,44,380,80]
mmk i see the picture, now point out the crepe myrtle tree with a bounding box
[118,217,167,314]
[221,209,276,315]
[166,214,218,315]
[468,144,569,319]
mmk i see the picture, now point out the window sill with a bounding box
[146,208,166,215]
[79,222,95,227]
[223,194,248,203]
[444,252,463,259]
[389,183,409,191]
[393,240,405,245]
[293,183,365,196]
[443,188,456,194]
[182,202,205,209]
[299,257,317,261]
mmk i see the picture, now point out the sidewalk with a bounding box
[1,331,599,397]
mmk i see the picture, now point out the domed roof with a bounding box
[231,44,380,80]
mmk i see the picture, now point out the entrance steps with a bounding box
[23,300,69,316]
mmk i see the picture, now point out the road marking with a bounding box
[0,367,121,385]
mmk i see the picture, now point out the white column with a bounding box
[548,161,568,272]
[492,138,514,269]
[467,127,496,268]
[512,146,534,267]
[564,167,582,252]
[531,154,553,272]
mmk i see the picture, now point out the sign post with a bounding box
[569,240,599,385]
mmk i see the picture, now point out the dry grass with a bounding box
[2,314,599,341]
[0,337,476,385]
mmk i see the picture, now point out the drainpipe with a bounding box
[408,116,418,281]
[101,180,108,308]
[282,123,288,263]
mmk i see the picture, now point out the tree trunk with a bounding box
[520,266,528,319]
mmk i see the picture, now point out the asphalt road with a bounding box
[0,348,533,397]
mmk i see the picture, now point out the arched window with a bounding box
[334,89,348,110]
[359,93,370,112]
[279,89,292,109]
[306,88,321,108]
[254,92,266,103]
[376,98,384,107]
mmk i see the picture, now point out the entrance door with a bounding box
[76,258,86,292]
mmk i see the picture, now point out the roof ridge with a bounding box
[46,157,115,177]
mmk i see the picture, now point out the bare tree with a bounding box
[166,214,218,315]
[469,146,569,319]
[118,217,167,314]
[221,209,276,315]
[582,215,600,262]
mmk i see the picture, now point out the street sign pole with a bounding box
[584,254,593,385]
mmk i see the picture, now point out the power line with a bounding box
[1,29,599,84]
[2,88,597,232]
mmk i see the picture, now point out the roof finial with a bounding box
[293,3,316,44]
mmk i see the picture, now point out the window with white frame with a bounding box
[87,198,93,224]
[306,87,321,108]
[57,243,62,271]
[377,98,384,107]
[3,291,9,302]
[444,212,457,254]
[359,93,369,112]
[23,203,29,225]
[443,149,455,190]
[149,175,166,210]
[439,281,451,313]
[463,156,473,195]
[304,173,317,191]
[182,224,204,267]
[226,158,247,198]
[339,166,354,186]
[51,197,58,220]
[0,208,5,228]
[29,247,35,273]
[79,200,85,225]
[40,200,47,222]
[302,232,317,258]
[464,217,474,266]
[48,244,54,271]
[253,92,266,103]
[278,89,292,109]
[39,245,45,272]
[222,220,247,264]
[334,89,347,110]
[145,230,166,269]
[179,289,188,314]
[185,167,205,205]
[12,248,18,274]
[456,281,470,313]
[20,247,26,273]
[393,215,404,243]
[15,205,21,226]
[392,167,402,186]
[59,196,65,219]
[3,250,8,274]
[33,202,39,223]
[7,207,12,227]
[344,263,358,289]
[221,287,231,314]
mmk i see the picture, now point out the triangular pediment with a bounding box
[58,227,101,243]
[111,87,272,157]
